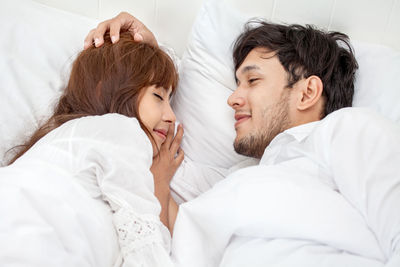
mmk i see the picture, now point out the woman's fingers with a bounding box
[163,123,175,149]
[159,124,183,163]
[170,124,184,153]
[174,147,184,166]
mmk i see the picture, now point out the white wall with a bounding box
[33,0,400,55]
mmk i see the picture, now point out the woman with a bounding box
[0,32,182,266]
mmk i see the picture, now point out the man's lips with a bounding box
[234,114,251,128]
[154,129,167,140]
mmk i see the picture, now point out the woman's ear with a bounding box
[296,75,323,111]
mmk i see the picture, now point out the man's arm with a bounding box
[84,12,158,49]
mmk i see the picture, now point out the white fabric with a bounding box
[171,160,228,204]
[352,41,400,123]
[171,108,400,267]
[31,0,400,55]
[0,114,173,267]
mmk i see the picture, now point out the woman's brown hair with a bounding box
[8,32,178,164]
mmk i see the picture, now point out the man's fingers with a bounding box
[83,12,155,49]
[134,32,144,42]
[92,20,110,47]
[84,29,96,49]
[109,21,122,43]
[117,12,136,29]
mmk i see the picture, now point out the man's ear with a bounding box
[296,75,323,111]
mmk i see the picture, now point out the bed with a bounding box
[1,0,400,266]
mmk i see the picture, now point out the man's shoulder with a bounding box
[325,107,377,121]
[316,107,399,138]
[320,107,386,128]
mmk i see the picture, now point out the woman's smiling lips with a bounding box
[234,113,251,128]
[154,129,167,141]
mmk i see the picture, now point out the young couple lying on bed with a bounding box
[2,12,399,267]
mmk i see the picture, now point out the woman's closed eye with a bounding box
[153,93,164,101]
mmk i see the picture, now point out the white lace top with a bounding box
[0,114,173,266]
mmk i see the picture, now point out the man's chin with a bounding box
[234,138,251,157]
[233,135,265,159]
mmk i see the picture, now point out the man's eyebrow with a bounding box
[240,65,261,74]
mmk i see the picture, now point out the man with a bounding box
[88,13,400,267]
[172,22,400,267]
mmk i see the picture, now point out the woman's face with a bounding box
[138,85,176,156]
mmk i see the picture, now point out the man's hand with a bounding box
[84,12,158,49]
[151,123,184,229]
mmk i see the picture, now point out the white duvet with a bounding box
[171,108,400,267]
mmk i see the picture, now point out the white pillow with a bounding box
[352,41,400,122]
[172,0,400,170]
[171,1,250,169]
[0,0,97,166]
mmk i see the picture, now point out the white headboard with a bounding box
[33,0,400,57]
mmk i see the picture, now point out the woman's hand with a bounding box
[84,12,158,49]
[151,123,184,229]
[151,123,184,186]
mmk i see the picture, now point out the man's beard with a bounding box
[234,91,291,159]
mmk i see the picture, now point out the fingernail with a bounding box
[111,36,117,43]
[94,38,100,46]
[134,33,143,42]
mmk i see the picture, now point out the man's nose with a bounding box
[227,88,245,109]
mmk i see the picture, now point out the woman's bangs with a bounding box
[148,51,178,92]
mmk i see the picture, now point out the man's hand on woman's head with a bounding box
[84,12,158,49]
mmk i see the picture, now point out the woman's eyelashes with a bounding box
[153,93,163,101]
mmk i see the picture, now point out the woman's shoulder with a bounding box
[73,113,139,127]
[72,113,141,131]
[47,113,151,150]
